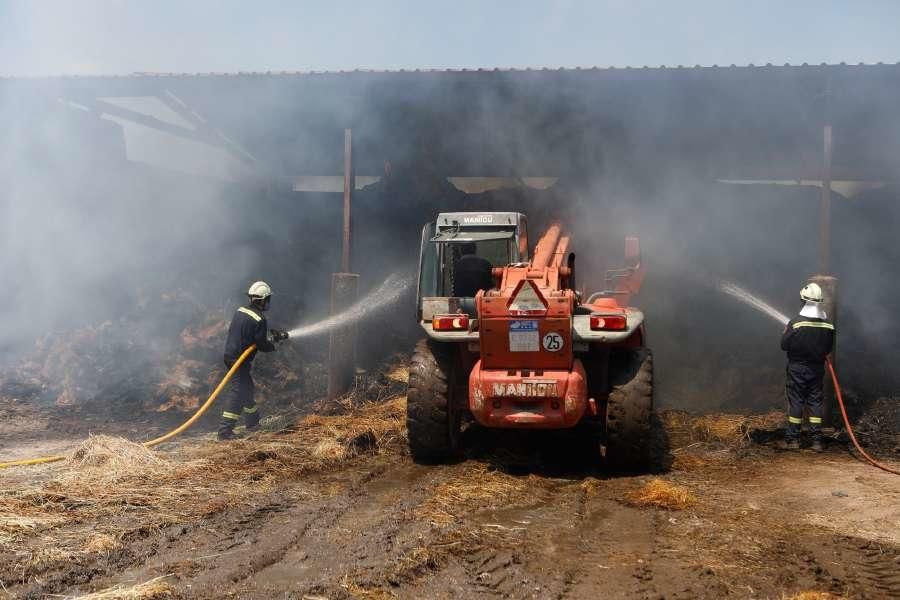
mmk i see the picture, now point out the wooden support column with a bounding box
[341,128,353,273]
[819,124,833,274]
[814,120,837,427]
[328,129,359,400]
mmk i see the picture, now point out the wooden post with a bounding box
[327,272,359,400]
[342,128,353,273]
[327,129,359,400]
[819,124,832,274]
[809,275,837,428]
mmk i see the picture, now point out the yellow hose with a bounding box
[0,344,257,469]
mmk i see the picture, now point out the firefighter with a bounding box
[779,282,835,452]
[218,281,289,441]
[453,242,494,297]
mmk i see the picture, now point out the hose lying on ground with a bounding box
[0,344,257,469]
[827,357,900,476]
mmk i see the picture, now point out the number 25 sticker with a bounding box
[542,332,564,352]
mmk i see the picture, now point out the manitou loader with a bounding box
[408,212,652,467]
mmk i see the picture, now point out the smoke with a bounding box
[3,6,900,415]
[0,94,261,358]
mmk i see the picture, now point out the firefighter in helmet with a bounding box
[218,281,289,440]
[779,282,835,451]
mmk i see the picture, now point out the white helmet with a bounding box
[248,281,272,300]
[800,282,823,303]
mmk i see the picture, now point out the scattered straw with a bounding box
[312,437,348,463]
[1,394,408,585]
[580,477,603,496]
[625,478,697,510]
[22,546,75,572]
[385,365,409,384]
[0,512,65,535]
[783,592,844,600]
[69,576,174,599]
[341,578,396,600]
[687,411,783,446]
[671,453,709,471]
[84,532,122,554]
[416,463,532,525]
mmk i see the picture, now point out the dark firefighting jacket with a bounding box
[780,316,835,366]
[223,305,275,365]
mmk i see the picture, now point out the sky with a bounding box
[1,0,899,77]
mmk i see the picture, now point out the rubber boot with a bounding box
[810,438,824,452]
[778,438,800,451]
[217,426,237,441]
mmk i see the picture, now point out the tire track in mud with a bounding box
[400,470,667,599]
[192,460,406,597]
[840,537,900,599]
[234,460,440,598]
[565,480,663,600]
[48,458,399,599]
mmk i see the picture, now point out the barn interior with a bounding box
[2,63,900,413]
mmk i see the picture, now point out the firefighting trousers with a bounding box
[785,361,824,440]
[219,363,259,433]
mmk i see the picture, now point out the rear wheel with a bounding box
[605,348,653,470]
[407,339,461,463]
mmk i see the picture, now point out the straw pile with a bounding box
[625,478,698,510]
[662,410,784,448]
[65,435,171,481]
[70,575,174,599]
[297,395,408,466]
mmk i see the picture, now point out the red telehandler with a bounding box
[409,212,652,467]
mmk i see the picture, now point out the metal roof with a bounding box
[3,61,900,80]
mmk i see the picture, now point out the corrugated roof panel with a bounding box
[3,62,900,80]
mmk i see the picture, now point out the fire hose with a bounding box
[827,357,899,475]
[0,344,257,469]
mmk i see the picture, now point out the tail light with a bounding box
[433,314,470,331]
[590,313,626,331]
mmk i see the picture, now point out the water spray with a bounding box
[718,280,789,326]
[287,271,413,340]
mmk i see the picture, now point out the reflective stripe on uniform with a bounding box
[792,321,834,330]
[238,307,262,322]
[788,416,803,424]
[809,416,823,424]
[243,405,258,414]
[222,411,241,420]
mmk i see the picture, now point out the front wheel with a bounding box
[605,348,654,471]
[406,339,461,463]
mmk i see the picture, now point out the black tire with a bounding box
[407,339,461,463]
[605,348,653,471]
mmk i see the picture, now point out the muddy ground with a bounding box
[1,393,898,600]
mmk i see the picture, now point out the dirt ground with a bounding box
[1,392,898,600]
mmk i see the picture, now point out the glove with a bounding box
[270,328,289,343]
